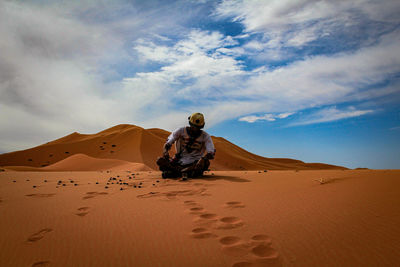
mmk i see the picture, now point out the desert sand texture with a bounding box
[1,169,400,267]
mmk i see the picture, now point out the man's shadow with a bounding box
[195,174,251,183]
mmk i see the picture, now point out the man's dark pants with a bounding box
[156,156,210,178]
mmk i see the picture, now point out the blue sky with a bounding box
[0,0,399,169]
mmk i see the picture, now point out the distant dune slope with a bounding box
[0,124,346,170]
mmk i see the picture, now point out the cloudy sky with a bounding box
[1,0,399,169]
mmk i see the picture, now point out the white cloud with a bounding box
[289,106,373,126]
[239,112,294,123]
[215,0,400,51]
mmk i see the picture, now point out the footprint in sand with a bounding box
[31,261,51,267]
[216,216,244,230]
[251,244,279,258]
[199,213,218,220]
[82,191,108,200]
[75,207,90,217]
[183,200,198,206]
[188,206,205,214]
[25,194,56,198]
[27,228,52,242]
[224,201,245,209]
[189,227,217,239]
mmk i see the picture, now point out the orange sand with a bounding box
[1,169,399,266]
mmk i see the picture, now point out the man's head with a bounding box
[188,113,205,133]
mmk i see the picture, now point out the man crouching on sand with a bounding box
[156,113,216,180]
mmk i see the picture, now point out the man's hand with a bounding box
[163,143,172,159]
[203,151,215,160]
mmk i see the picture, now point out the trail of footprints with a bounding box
[184,200,280,267]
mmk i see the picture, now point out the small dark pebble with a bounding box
[65,151,69,154]
[74,184,78,186]
[264,170,268,172]
[112,144,116,147]
[70,180,74,183]
[138,186,141,188]
[120,188,123,190]
[103,142,107,144]
[134,185,137,188]
[13,180,16,182]
[44,180,47,182]
[156,180,159,183]
[96,182,99,184]
[105,186,109,189]
[152,184,155,186]
[58,180,62,183]
[112,182,114,184]
[62,184,66,186]
[26,179,30,181]
[117,175,120,177]
[33,185,36,188]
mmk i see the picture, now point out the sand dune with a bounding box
[3,154,152,172]
[0,124,345,171]
[41,153,151,172]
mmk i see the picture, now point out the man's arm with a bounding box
[203,133,216,160]
[163,127,183,158]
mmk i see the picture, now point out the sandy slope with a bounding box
[0,169,399,267]
[3,154,151,172]
[0,124,345,171]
